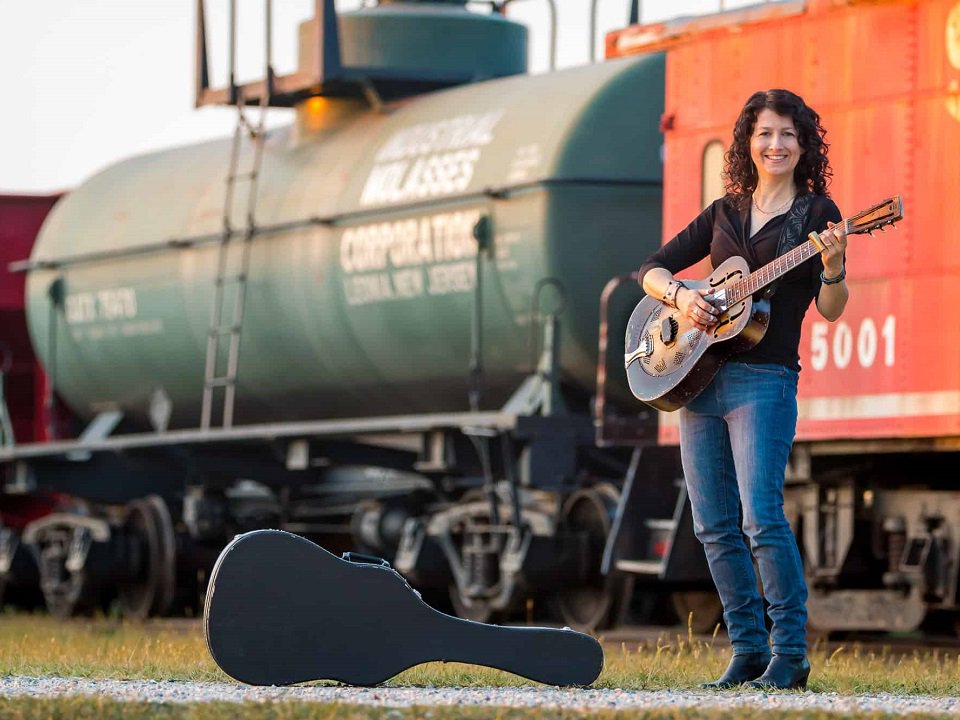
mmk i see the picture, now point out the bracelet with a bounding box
[820,267,846,285]
[662,280,686,307]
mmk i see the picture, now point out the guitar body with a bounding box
[625,256,770,411]
[204,530,604,687]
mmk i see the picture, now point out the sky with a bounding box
[0,0,754,193]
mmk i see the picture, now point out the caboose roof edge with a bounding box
[606,0,810,58]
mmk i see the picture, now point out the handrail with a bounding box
[9,177,660,274]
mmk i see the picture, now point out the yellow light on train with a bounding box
[301,96,331,134]
[305,96,327,116]
[295,95,365,139]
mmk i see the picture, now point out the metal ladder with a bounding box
[200,0,273,430]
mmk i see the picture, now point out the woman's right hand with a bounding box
[677,287,719,330]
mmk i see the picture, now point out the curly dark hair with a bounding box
[723,89,832,209]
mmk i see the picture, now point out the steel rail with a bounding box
[0,411,519,461]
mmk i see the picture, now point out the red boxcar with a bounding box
[608,0,960,446]
[0,194,61,446]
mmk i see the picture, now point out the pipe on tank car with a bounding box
[469,215,493,412]
[0,342,14,446]
[589,0,604,62]
[44,278,65,441]
[590,0,636,62]
[502,0,555,70]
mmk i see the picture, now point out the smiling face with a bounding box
[750,108,803,184]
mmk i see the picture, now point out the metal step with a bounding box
[204,377,236,389]
[615,559,665,575]
[214,274,247,286]
[645,518,678,531]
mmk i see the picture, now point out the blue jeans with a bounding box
[679,360,806,656]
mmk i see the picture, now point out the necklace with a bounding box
[752,193,795,215]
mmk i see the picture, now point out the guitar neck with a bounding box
[726,219,850,304]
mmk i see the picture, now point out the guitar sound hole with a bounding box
[651,306,662,321]
[654,358,667,373]
[642,356,651,365]
[673,352,685,366]
[686,331,701,350]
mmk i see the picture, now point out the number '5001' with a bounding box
[809,315,896,371]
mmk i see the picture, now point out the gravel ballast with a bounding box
[2,676,960,716]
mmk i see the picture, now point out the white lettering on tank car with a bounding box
[506,144,543,184]
[97,288,138,321]
[340,209,484,306]
[374,111,504,163]
[65,288,138,324]
[427,261,476,295]
[66,293,98,324]
[360,149,480,206]
[343,273,396,305]
[64,288,164,341]
[360,111,503,206]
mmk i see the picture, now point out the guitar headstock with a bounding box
[847,196,903,236]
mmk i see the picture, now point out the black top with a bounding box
[638,194,842,372]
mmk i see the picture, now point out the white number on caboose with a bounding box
[809,315,896,371]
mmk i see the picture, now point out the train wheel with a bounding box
[671,590,724,634]
[118,495,176,619]
[555,483,626,633]
[146,495,176,616]
[0,524,12,609]
[31,526,100,618]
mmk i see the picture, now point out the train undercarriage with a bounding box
[4,401,960,638]
[0,418,631,628]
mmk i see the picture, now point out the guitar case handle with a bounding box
[341,551,391,568]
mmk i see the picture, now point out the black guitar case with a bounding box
[203,530,604,687]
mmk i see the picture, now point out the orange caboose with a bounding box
[608,0,960,632]
[610,0,960,444]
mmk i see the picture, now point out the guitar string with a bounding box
[724,218,856,305]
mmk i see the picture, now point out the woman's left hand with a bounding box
[820,221,847,278]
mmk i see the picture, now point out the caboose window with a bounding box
[701,140,725,210]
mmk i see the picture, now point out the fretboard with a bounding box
[725,219,850,304]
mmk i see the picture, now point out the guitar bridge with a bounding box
[624,334,654,368]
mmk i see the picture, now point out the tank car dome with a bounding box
[301,1,528,84]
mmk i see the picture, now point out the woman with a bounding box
[638,89,848,690]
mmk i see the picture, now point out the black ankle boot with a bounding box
[700,652,771,689]
[745,654,811,690]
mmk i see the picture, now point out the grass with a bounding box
[1,611,960,697]
[0,696,942,720]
